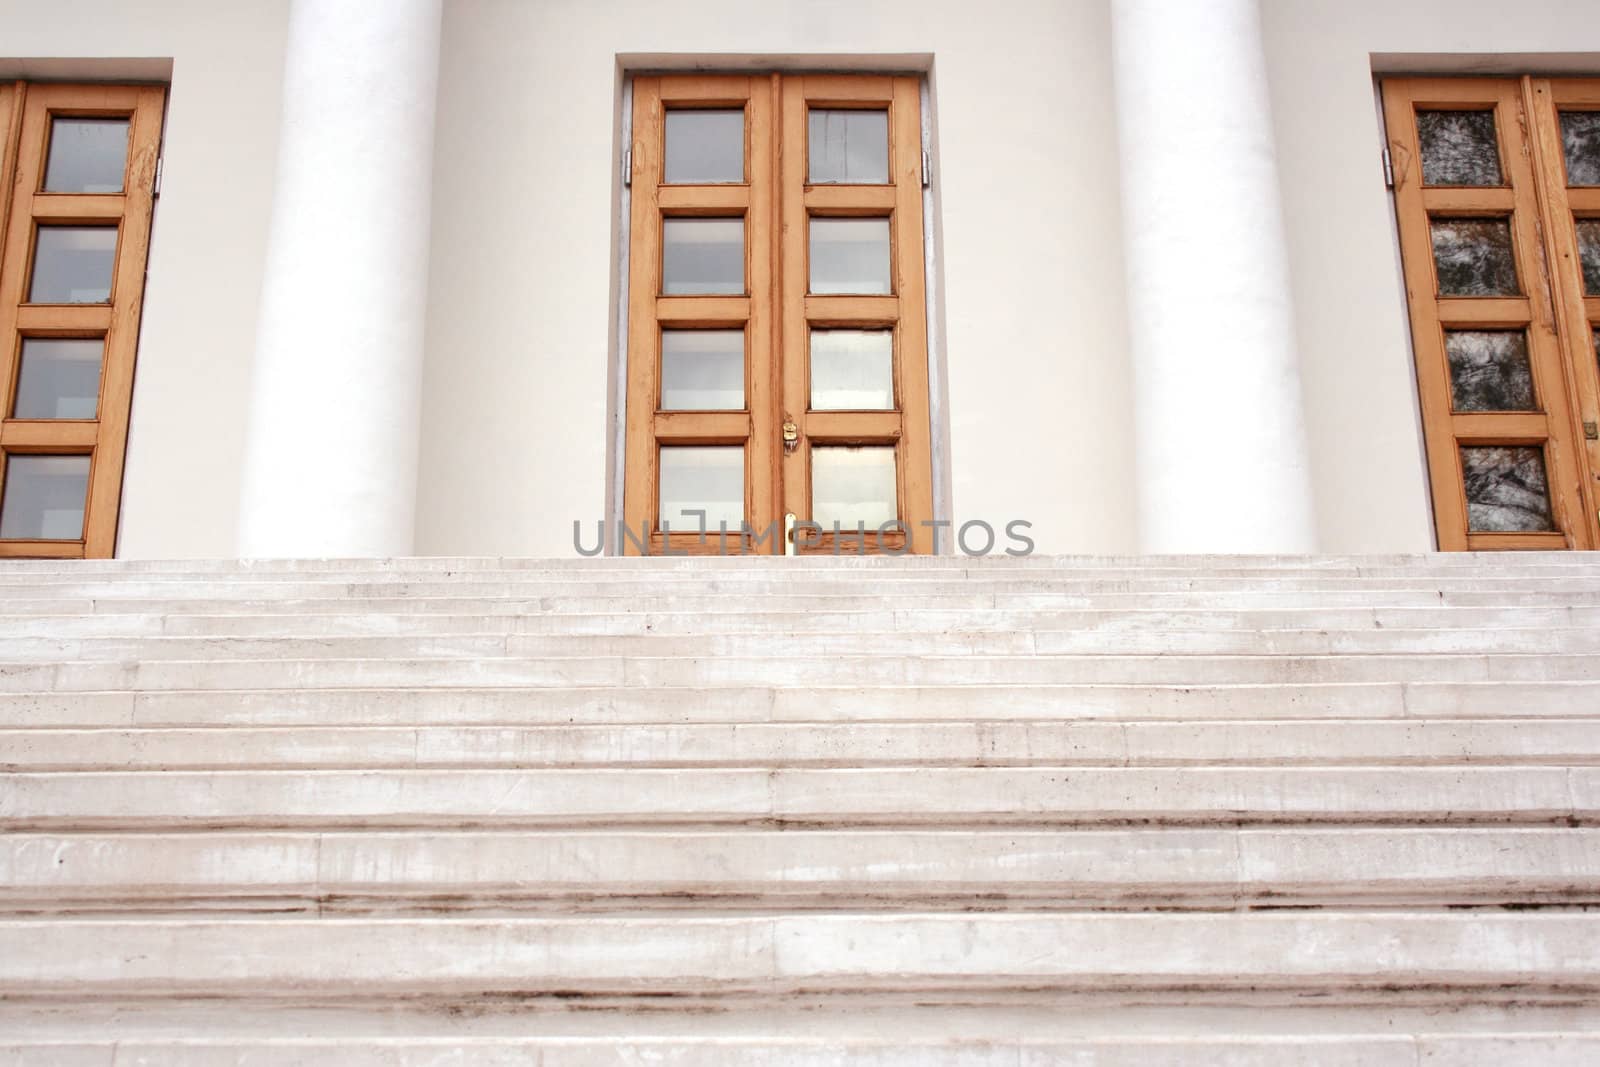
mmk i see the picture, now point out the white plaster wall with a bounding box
[0,0,289,558]
[1261,0,1600,553]
[418,0,1137,556]
[10,0,1599,558]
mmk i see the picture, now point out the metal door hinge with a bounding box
[1381,147,1394,188]
[622,147,632,187]
[153,158,163,197]
[1584,420,1598,441]
[920,149,931,188]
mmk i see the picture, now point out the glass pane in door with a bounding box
[812,445,896,529]
[659,446,743,531]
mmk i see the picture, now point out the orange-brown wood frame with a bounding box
[0,82,164,559]
[622,73,933,555]
[1382,76,1599,551]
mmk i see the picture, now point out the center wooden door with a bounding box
[623,73,933,555]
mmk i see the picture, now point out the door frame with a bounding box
[1381,74,1600,550]
[608,67,948,555]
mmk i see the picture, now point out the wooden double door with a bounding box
[623,74,933,555]
[1384,77,1600,550]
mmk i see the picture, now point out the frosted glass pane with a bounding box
[660,330,743,411]
[812,446,896,530]
[664,110,743,184]
[1430,218,1518,297]
[1461,446,1553,533]
[810,330,893,411]
[1417,110,1502,187]
[0,454,90,540]
[808,109,889,185]
[43,118,130,193]
[1560,111,1600,187]
[659,446,743,531]
[13,338,103,419]
[662,218,743,295]
[1577,219,1600,296]
[1445,331,1536,412]
[809,218,890,295]
[29,226,117,303]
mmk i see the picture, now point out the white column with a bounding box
[1110,0,1317,554]
[237,0,443,557]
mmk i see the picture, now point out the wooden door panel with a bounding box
[1382,76,1597,550]
[0,82,163,559]
[624,73,933,555]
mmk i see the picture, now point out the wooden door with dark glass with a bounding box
[1383,77,1600,550]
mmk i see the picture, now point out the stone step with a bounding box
[3,1001,1598,1063]
[5,719,1596,771]
[6,1033,1600,1066]
[4,588,1600,617]
[8,680,1596,728]
[3,555,1593,571]
[0,550,1592,574]
[3,827,1596,912]
[5,574,1600,600]
[6,603,1600,638]
[3,766,1592,829]
[5,625,1600,661]
[17,995,1600,1067]
[4,913,1597,998]
[5,651,1598,693]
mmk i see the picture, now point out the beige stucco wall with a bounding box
[416,0,1136,556]
[0,0,289,559]
[1261,0,1600,553]
[5,0,1599,557]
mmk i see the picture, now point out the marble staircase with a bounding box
[1,554,1598,1063]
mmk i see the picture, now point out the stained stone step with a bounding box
[9,558,1599,575]
[6,1034,1600,1067]
[6,604,1600,639]
[4,625,1600,661]
[0,550,1592,573]
[3,766,1592,829]
[5,588,1600,617]
[5,651,1599,693]
[8,680,1598,728]
[4,719,1597,771]
[4,913,1598,998]
[3,827,1596,912]
[5,574,1600,601]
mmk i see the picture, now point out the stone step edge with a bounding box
[2,1034,1599,1067]
[5,914,1599,998]
[5,765,1594,830]
[5,720,1600,770]
[5,827,1596,912]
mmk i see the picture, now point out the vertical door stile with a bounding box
[1528,76,1600,544]
[1503,79,1589,548]
[892,74,934,544]
[622,77,662,555]
[746,74,776,550]
[778,75,809,544]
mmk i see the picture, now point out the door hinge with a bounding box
[1381,147,1394,189]
[920,149,931,188]
[622,147,632,188]
[153,157,163,197]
